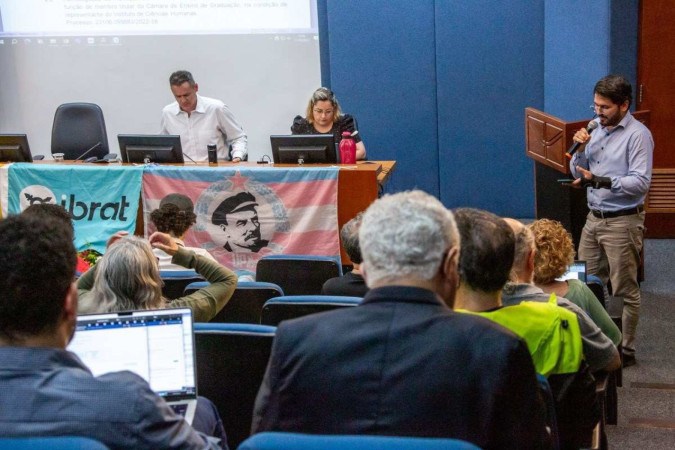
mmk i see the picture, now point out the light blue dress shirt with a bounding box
[570,112,653,211]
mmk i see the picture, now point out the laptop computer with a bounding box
[557,260,587,283]
[68,308,198,424]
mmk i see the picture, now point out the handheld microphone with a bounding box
[74,142,102,162]
[566,121,598,160]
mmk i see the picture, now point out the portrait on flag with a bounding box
[143,166,341,273]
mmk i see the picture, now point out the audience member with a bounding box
[252,190,548,449]
[150,193,217,270]
[291,87,366,160]
[161,70,247,162]
[0,215,221,449]
[22,203,91,273]
[530,218,622,346]
[502,218,621,374]
[321,213,368,297]
[77,232,237,322]
[453,208,598,449]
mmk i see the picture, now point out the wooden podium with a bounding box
[524,107,649,248]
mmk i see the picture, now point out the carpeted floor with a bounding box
[605,239,675,449]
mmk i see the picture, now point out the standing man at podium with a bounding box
[161,70,248,162]
[569,74,653,368]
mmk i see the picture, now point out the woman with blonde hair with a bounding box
[291,87,367,160]
[77,231,236,322]
[529,219,621,345]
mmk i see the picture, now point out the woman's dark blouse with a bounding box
[291,114,363,145]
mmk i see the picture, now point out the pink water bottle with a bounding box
[339,131,356,164]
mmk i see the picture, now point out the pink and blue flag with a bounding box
[142,166,340,273]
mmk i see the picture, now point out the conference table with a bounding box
[10,160,396,265]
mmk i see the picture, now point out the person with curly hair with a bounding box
[150,193,217,270]
[529,219,621,346]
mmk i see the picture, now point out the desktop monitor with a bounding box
[118,134,184,164]
[270,134,337,164]
[0,134,33,163]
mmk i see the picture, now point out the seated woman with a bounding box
[77,231,237,323]
[529,219,622,346]
[150,193,216,270]
[291,87,367,160]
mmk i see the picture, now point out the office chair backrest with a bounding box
[0,436,109,449]
[260,295,361,326]
[160,270,205,300]
[237,432,481,450]
[185,281,284,323]
[51,102,109,160]
[194,323,276,450]
[256,255,342,295]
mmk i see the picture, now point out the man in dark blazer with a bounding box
[251,190,549,449]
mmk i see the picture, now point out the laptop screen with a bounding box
[68,308,196,401]
[557,260,587,283]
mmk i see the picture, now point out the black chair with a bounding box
[160,270,205,300]
[51,102,110,160]
[256,255,342,295]
[260,295,361,326]
[184,281,284,324]
[194,323,276,450]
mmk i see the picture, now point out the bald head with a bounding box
[503,218,535,282]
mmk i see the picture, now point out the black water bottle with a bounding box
[207,144,217,164]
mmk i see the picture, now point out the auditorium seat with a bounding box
[160,270,205,300]
[0,436,109,449]
[184,281,284,323]
[255,255,342,295]
[193,323,276,450]
[260,295,361,326]
[51,103,110,160]
[237,432,481,450]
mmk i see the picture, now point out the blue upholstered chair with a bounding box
[0,436,109,449]
[260,295,362,326]
[160,270,205,300]
[185,281,284,323]
[193,323,276,449]
[237,432,481,450]
[255,254,342,295]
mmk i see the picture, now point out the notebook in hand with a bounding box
[68,308,198,424]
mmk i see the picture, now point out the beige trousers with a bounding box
[578,211,645,356]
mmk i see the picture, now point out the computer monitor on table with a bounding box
[270,134,337,164]
[0,134,33,162]
[118,134,184,164]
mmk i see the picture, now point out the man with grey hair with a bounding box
[252,190,548,449]
[501,218,621,374]
[161,70,248,162]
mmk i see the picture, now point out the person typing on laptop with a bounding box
[0,214,222,449]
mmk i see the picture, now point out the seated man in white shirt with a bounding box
[161,70,248,162]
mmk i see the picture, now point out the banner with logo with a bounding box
[8,164,143,252]
[143,166,340,274]
[0,164,9,218]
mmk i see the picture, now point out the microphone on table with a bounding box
[74,142,102,162]
[566,121,598,160]
[182,152,197,164]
